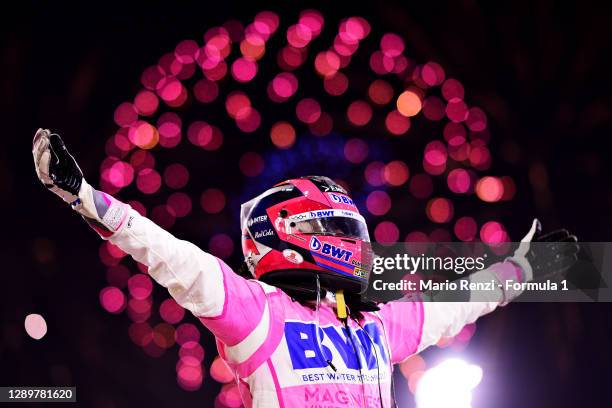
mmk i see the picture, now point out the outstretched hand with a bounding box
[32,129,83,204]
[513,219,579,282]
[32,128,132,237]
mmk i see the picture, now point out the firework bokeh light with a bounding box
[24,314,48,340]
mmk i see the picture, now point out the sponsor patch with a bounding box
[327,192,355,207]
[309,209,335,218]
[309,177,348,194]
[285,321,388,370]
[247,215,268,227]
[102,202,127,231]
[283,249,304,264]
[353,267,367,278]
[309,237,353,262]
[288,209,365,223]
[254,229,274,239]
[290,213,309,221]
[351,259,363,267]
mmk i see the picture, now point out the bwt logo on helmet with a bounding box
[327,193,355,207]
[309,210,335,218]
[309,237,353,262]
[248,215,268,227]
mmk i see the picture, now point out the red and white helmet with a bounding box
[240,176,371,296]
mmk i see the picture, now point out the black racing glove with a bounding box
[33,129,131,237]
[33,128,83,204]
[509,219,579,282]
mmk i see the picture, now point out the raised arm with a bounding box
[32,129,282,351]
[378,220,579,364]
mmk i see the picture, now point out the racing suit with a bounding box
[96,191,525,408]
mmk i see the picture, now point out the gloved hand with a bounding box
[32,129,130,237]
[32,128,83,205]
[509,219,579,282]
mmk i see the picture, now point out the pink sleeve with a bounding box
[199,261,275,346]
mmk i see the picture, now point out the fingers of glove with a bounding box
[548,236,578,251]
[533,253,577,280]
[555,252,578,272]
[515,219,540,258]
[537,229,570,242]
[65,174,81,192]
[534,219,542,238]
[521,219,541,243]
[558,235,579,255]
[32,129,50,167]
[562,242,580,257]
[544,241,578,257]
[48,133,68,164]
[32,128,50,149]
[550,248,578,265]
[49,133,79,167]
[529,240,579,269]
[550,244,579,260]
[32,130,54,185]
[37,150,54,185]
[48,133,83,178]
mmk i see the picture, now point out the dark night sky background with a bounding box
[1,1,612,407]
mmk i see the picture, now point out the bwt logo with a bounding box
[310,236,323,251]
[285,321,388,370]
[309,237,353,262]
[328,193,355,207]
[309,210,335,218]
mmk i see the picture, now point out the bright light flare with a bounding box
[415,358,483,408]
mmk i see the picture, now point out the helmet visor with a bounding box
[290,216,370,242]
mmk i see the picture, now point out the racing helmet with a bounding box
[240,176,371,296]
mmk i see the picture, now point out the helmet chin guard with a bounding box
[240,176,372,296]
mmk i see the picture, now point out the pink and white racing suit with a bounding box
[102,206,525,408]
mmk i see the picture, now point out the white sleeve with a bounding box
[417,301,498,352]
[417,260,524,352]
[109,209,226,318]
